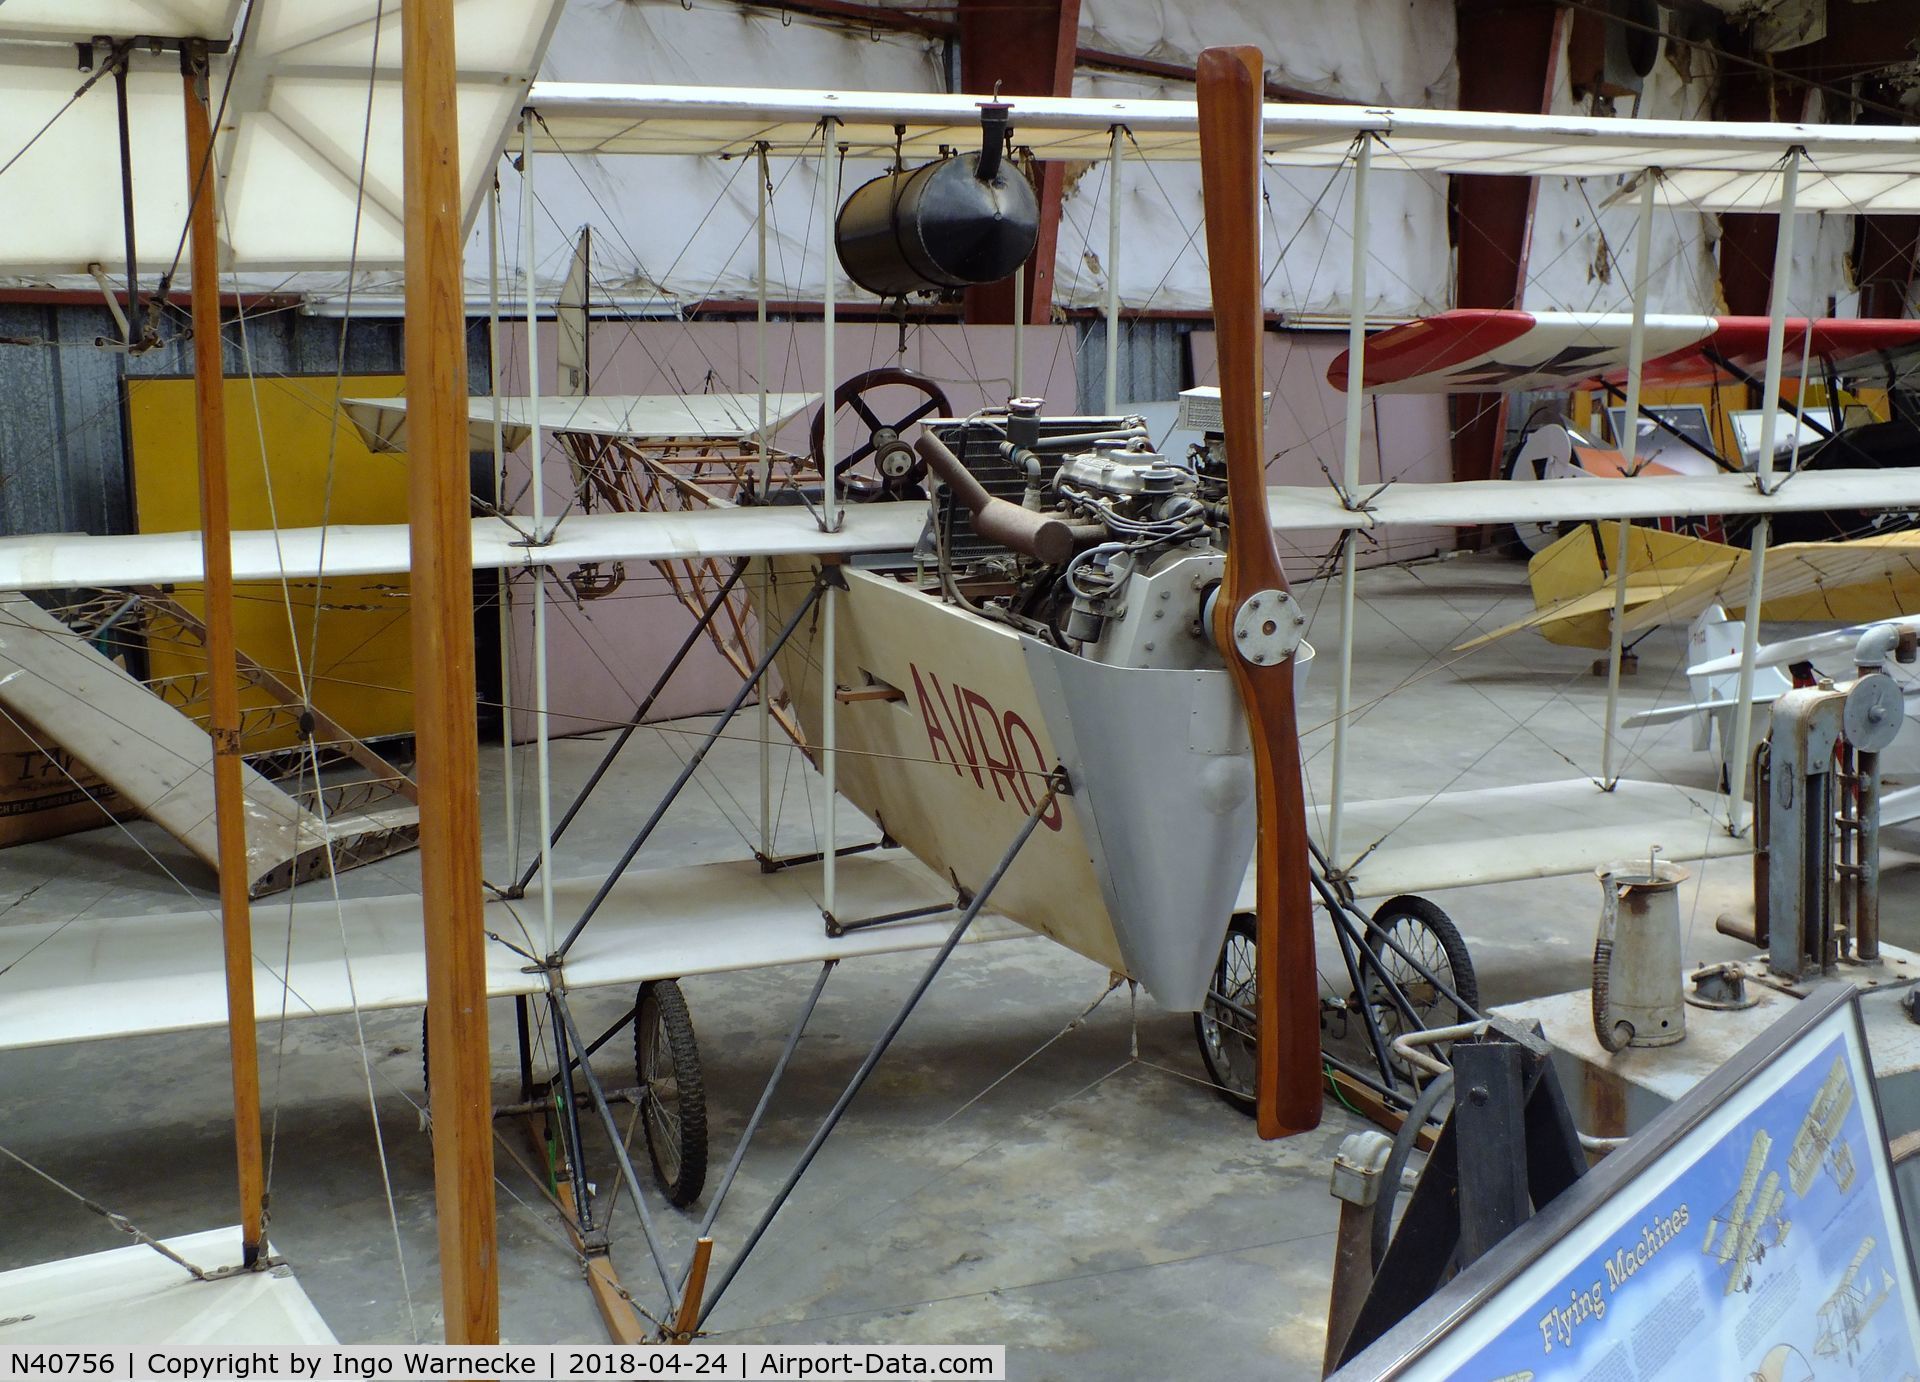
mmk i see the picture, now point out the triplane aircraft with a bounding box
[11,5,1920,1350]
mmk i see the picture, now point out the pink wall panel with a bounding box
[1188,330,1452,570]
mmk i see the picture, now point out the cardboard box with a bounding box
[0,715,127,846]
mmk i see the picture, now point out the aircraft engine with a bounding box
[909,399,1232,674]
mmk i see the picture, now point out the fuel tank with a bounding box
[834,148,1039,298]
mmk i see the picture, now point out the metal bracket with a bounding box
[510,525,559,549]
[1320,861,1358,909]
[822,900,954,938]
[86,263,134,347]
[1688,961,1758,1010]
[201,1253,286,1281]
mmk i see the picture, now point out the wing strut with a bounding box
[1197,46,1322,1138]
[182,42,266,1267]
[404,0,500,1343]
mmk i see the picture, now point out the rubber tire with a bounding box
[1193,914,1259,1117]
[636,979,708,1207]
[1364,893,1479,1053]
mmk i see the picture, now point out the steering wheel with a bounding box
[809,367,953,500]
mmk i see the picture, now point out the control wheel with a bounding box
[809,367,952,500]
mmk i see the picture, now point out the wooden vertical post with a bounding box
[181,44,266,1268]
[402,0,500,1343]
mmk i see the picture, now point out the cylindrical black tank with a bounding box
[835,147,1039,298]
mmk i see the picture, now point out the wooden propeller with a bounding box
[1197,45,1322,1139]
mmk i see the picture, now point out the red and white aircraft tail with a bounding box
[1330,310,1920,396]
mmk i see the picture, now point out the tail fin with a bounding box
[1686,603,1790,759]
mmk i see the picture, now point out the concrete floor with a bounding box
[6,551,1920,1373]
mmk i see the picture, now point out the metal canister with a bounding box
[1592,856,1688,1051]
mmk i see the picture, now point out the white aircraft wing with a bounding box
[0,1227,336,1346]
[0,852,1030,1051]
[10,467,1917,594]
[529,82,1920,214]
[342,392,821,454]
[1242,778,1747,904]
[0,503,928,593]
[1689,618,1920,676]
[1879,785,1920,828]
[1271,469,1920,532]
[1622,696,1767,730]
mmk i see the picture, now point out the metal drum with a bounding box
[834,107,1038,297]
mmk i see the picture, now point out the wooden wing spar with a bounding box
[1197,45,1321,1140]
[1330,309,1920,395]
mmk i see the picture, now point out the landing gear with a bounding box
[1195,915,1258,1111]
[422,981,711,1211]
[1193,890,1480,1117]
[1362,894,1478,1081]
[636,979,708,1207]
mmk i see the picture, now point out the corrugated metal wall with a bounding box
[0,303,488,540]
[1074,317,1194,413]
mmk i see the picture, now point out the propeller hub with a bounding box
[1230,589,1305,666]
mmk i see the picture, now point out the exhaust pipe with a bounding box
[912,431,1102,565]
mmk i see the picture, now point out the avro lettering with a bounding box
[909,663,1061,831]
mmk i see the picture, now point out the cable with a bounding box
[0,1143,211,1280]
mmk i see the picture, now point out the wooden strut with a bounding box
[670,1239,714,1344]
[181,47,267,1268]
[402,0,500,1345]
[549,1171,648,1345]
[1196,45,1323,1139]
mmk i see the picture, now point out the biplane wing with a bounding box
[0,852,1029,1051]
[0,1228,336,1345]
[0,503,930,592]
[1471,521,1920,651]
[1619,529,1920,638]
[1270,470,1920,531]
[341,391,820,454]
[1329,310,1920,395]
[1235,776,1747,905]
[10,470,1920,594]
[1459,523,1741,651]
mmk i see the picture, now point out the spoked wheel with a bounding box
[1194,914,1259,1115]
[808,367,952,501]
[1363,894,1478,1083]
[635,979,708,1207]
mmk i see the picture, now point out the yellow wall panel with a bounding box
[127,375,413,749]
